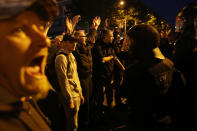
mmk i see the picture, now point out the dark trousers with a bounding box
[78,75,93,128]
[80,76,93,107]
[93,77,113,113]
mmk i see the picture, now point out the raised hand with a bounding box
[92,16,101,30]
[66,15,81,34]
[66,17,74,34]
[44,21,53,36]
[104,18,109,30]
[72,15,81,27]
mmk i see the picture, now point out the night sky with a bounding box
[140,0,197,27]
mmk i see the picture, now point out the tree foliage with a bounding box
[68,0,170,32]
[110,1,170,32]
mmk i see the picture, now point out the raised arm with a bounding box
[91,16,101,30]
[66,15,81,34]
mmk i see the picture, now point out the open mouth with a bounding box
[26,56,45,79]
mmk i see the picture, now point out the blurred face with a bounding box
[77,30,86,45]
[104,30,114,44]
[61,41,77,53]
[0,11,51,98]
[175,16,184,32]
[115,34,121,44]
[122,35,133,51]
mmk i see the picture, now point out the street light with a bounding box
[117,0,127,34]
[119,1,124,6]
[118,0,127,34]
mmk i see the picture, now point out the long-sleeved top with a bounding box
[73,42,93,79]
[92,39,116,80]
[55,49,82,104]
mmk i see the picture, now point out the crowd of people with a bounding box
[0,0,197,131]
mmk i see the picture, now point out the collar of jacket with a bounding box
[57,48,70,55]
[152,47,165,60]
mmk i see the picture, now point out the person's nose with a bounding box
[28,24,51,48]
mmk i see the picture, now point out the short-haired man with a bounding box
[55,34,84,131]
[73,30,92,125]
[92,29,116,114]
[0,0,58,130]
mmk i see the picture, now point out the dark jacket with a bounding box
[124,58,174,131]
[92,39,116,80]
[173,36,197,130]
[0,100,51,131]
[173,37,197,83]
[73,43,93,79]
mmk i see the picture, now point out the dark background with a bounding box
[140,0,197,26]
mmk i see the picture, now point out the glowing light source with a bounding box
[120,1,124,6]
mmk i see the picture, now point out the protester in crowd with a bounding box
[173,2,197,130]
[92,29,117,117]
[55,34,84,131]
[112,33,125,106]
[39,35,65,131]
[55,18,85,130]
[73,16,101,129]
[123,24,175,131]
[0,0,58,130]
